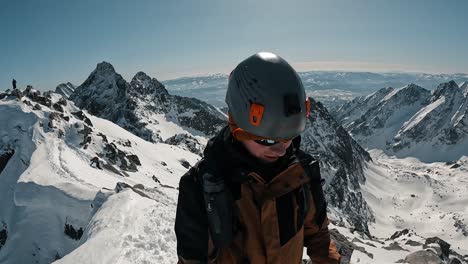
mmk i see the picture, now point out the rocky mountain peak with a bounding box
[69,62,226,144]
[380,83,428,104]
[55,82,76,98]
[95,61,117,76]
[130,71,168,95]
[132,71,152,82]
[459,81,468,96]
[432,80,461,101]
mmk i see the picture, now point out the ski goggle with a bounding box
[254,138,290,146]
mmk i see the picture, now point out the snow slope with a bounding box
[362,150,468,256]
[0,94,199,264]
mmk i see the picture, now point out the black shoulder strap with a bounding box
[297,151,328,227]
[196,158,233,248]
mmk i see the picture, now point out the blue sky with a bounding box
[1,0,467,91]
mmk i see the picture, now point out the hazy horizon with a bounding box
[1,0,467,90]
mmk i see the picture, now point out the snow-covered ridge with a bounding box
[0,90,199,263]
[332,80,468,162]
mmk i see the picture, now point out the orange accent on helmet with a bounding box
[228,112,293,142]
[249,103,264,127]
[305,98,311,118]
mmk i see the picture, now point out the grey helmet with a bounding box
[225,52,309,140]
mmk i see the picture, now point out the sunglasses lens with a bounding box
[254,139,279,146]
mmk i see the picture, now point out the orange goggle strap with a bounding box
[306,97,311,118]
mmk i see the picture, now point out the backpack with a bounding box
[199,150,328,248]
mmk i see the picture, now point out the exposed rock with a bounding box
[0,222,7,249]
[78,125,93,146]
[71,111,93,127]
[405,240,423,247]
[301,98,373,233]
[33,104,42,110]
[102,162,125,176]
[52,102,64,113]
[401,250,443,264]
[133,184,144,190]
[383,242,408,251]
[391,229,410,240]
[97,133,108,143]
[101,143,140,173]
[164,133,203,155]
[23,100,32,106]
[179,159,191,169]
[64,223,83,241]
[127,155,141,166]
[11,88,23,98]
[59,114,70,122]
[329,228,373,264]
[57,97,67,106]
[424,237,451,259]
[36,95,52,107]
[0,149,15,175]
[152,175,160,184]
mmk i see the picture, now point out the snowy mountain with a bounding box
[163,71,468,110]
[1,83,467,263]
[301,98,373,233]
[55,82,76,98]
[460,81,468,96]
[0,88,200,263]
[332,81,468,162]
[70,62,226,145]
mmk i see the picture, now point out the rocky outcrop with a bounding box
[0,149,14,175]
[329,229,374,264]
[99,143,141,173]
[164,133,203,155]
[55,82,76,98]
[0,222,7,250]
[301,98,373,233]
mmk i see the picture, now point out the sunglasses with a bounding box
[254,139,289,146]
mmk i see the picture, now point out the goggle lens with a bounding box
[254,139,282,146]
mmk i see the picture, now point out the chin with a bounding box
[260,156,279,163]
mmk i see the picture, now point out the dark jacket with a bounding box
[175,126,340,263]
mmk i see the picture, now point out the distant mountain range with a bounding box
[163,71,468,109]
[332,81,468,162]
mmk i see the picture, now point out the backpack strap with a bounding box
[196,158,233,248]
[297,151,328,227]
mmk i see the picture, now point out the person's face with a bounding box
[242,139,292,163]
